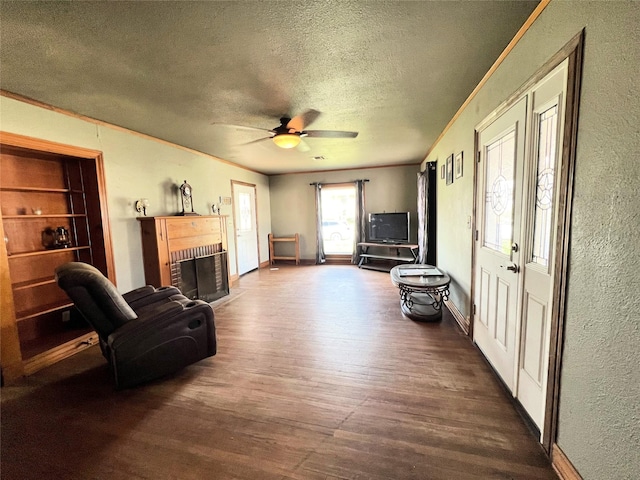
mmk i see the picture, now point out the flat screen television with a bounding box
[368,212,410,243]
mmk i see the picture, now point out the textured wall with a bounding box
[540,3,640,479]
[422,1,640,478]
[0,97,272,291]
[269,165,419,259]
[421,118,475,318]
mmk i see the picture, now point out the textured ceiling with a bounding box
[0,1,538,175]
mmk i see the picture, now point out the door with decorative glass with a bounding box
[474,60,568,437]
[516,61,567,431]
[473,97,527,391]
[232,182,259,275]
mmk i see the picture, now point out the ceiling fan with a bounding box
[224,109,358,150]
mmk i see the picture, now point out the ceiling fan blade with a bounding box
[302,130,358,138]
[287,109,321,131]
[296,139,311,152]
[212,123,272,134]
[240,136,273,146]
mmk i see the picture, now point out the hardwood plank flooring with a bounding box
[1,265,557,479]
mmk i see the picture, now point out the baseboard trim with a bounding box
[552,443,582,480]
[323,258,352,265]
[445,299,469,335]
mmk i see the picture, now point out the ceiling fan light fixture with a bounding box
[273,133,301,149]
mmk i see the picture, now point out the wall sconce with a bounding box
[135,198,149,216]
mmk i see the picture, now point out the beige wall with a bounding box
[269,165,419,259]
[422,2,640,478]
[423,118,474,316]
[0,96,272,292]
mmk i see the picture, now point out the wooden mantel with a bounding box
[137,215,229,290]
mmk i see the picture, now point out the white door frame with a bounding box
[469,32,583,453]
[231,180,260,276]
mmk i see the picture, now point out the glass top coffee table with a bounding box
[390,264,450,321]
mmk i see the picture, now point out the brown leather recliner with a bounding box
[55,262,216,389]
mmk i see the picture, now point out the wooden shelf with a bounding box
[0,186,72,193]
[20,327,94,361]
[2,214,87,219]
[12,277,56,291]
[268,233,300,265]
[7,245,90,259]
[15,300,74,322]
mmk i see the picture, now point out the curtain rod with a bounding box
[418,163,437,176]
[309,179,369,186]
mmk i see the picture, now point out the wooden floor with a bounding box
[1,265,557,480]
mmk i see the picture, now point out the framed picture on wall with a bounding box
[446,154,454,185]
[455,151,463,179]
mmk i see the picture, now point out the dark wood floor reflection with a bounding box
[1,265,557,479]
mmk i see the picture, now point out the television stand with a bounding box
[357,242,419,272]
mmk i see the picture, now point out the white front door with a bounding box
[474,61,568,436]
[474,97,527,391]
[516,62,567,430]
[232,182,259,275]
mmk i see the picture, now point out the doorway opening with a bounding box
[471,32,583,453]
[231,181,259,276]
[320,184,356,255]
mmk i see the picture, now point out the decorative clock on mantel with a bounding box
[178,180,198,216]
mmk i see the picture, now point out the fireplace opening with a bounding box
[178,251,229,302]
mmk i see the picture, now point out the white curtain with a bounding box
[417,169,429,264]
[314,183,326,264]
[351,180,367,264]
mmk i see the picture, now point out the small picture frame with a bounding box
[455,151,463,179]
[446,154,454,185]
[440,164,445,180]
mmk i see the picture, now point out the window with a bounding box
[320,185,356,254]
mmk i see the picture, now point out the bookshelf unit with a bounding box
[0,133,114,382]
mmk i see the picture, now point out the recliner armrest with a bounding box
[107,299,213,350]
[123,285,182,308]
[122,285,155,303]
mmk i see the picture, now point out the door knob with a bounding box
[506,263,520,273]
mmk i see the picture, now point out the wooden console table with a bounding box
[357,242,419,272]
[268,233,300,265]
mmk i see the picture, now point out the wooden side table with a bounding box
[390,264,450,321]
[268,233,300,265]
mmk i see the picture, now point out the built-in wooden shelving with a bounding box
[3,214,87,219]
[0,132,114,382]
